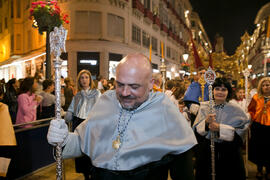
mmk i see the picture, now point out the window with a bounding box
[25,0,30,9]
[75,11,101,34]
[16,0,21,18]
[151,37,157,51]
[77,52,100,79]
[4,17,7,29]
[159,5,168,26]
[166,46,171,58]
[132,24,141,44]
[144,0,150,9]
[27,30,31,50]
[11,35,14,52]
[177,4,182,17]
[11,0,13,18]
[107,14,124,39]
[171,49,174,60]
[16,34,21,50]
[142,31,150,48]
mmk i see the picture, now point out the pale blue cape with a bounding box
[68,90,197,170]
[193,101,250,142]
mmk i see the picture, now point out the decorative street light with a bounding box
[183,53,189,62]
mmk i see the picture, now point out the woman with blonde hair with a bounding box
[65,69,101,179]
[248,77,270,179]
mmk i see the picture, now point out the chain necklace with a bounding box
[214,102,226,110]
[112,109,135,150]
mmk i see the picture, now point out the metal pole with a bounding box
[160,58,166,93]
[46,31,51,79]
[50,25,67,180]
[243,68,250,177]
[204,67,216,180]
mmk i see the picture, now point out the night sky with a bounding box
[189,0,270,55]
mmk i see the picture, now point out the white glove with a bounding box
[47,119,69,147]
[219,124,235,141]
[190,103,200,115]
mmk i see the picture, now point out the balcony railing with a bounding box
[161,23,168,33]
[168,30,174,39]
[144,8,153,22]
[132,0,144,15]
[153,15,161,28]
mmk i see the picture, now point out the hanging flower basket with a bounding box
[181,62,190,71]
[29,1,69,34]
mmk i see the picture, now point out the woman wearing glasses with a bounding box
[248,77,270,179]
[193,77,250,180]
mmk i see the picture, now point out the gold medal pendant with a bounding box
[112,136,121,149]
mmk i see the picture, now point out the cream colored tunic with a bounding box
[0,103,16,146]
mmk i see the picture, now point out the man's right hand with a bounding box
[47,119,68,147]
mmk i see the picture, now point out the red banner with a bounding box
[190,38,204,69]
[209,53,213,68]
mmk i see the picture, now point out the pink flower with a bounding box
[50,1,58,4]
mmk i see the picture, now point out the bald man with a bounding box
[47,54,197,180]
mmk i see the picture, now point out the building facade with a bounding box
[0,0,211,82]
[245,2,270,77]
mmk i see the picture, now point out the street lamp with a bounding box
[183,53,189,62]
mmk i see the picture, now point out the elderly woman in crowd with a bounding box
[65,69,101,180]
[193,77,250,180]
[248,77,270,179]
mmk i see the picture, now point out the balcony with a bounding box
[132,0,144,16]
[144,8,153,24]
[160,23,168,36]
[176,35,180,44]
[168,30,174,40]
[152,15,161,30]
[172,33,177,41]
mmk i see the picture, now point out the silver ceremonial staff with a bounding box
[243,68,250,177]
[160,58,166,93]
[50,25,68,180]
[204,67,216,180]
